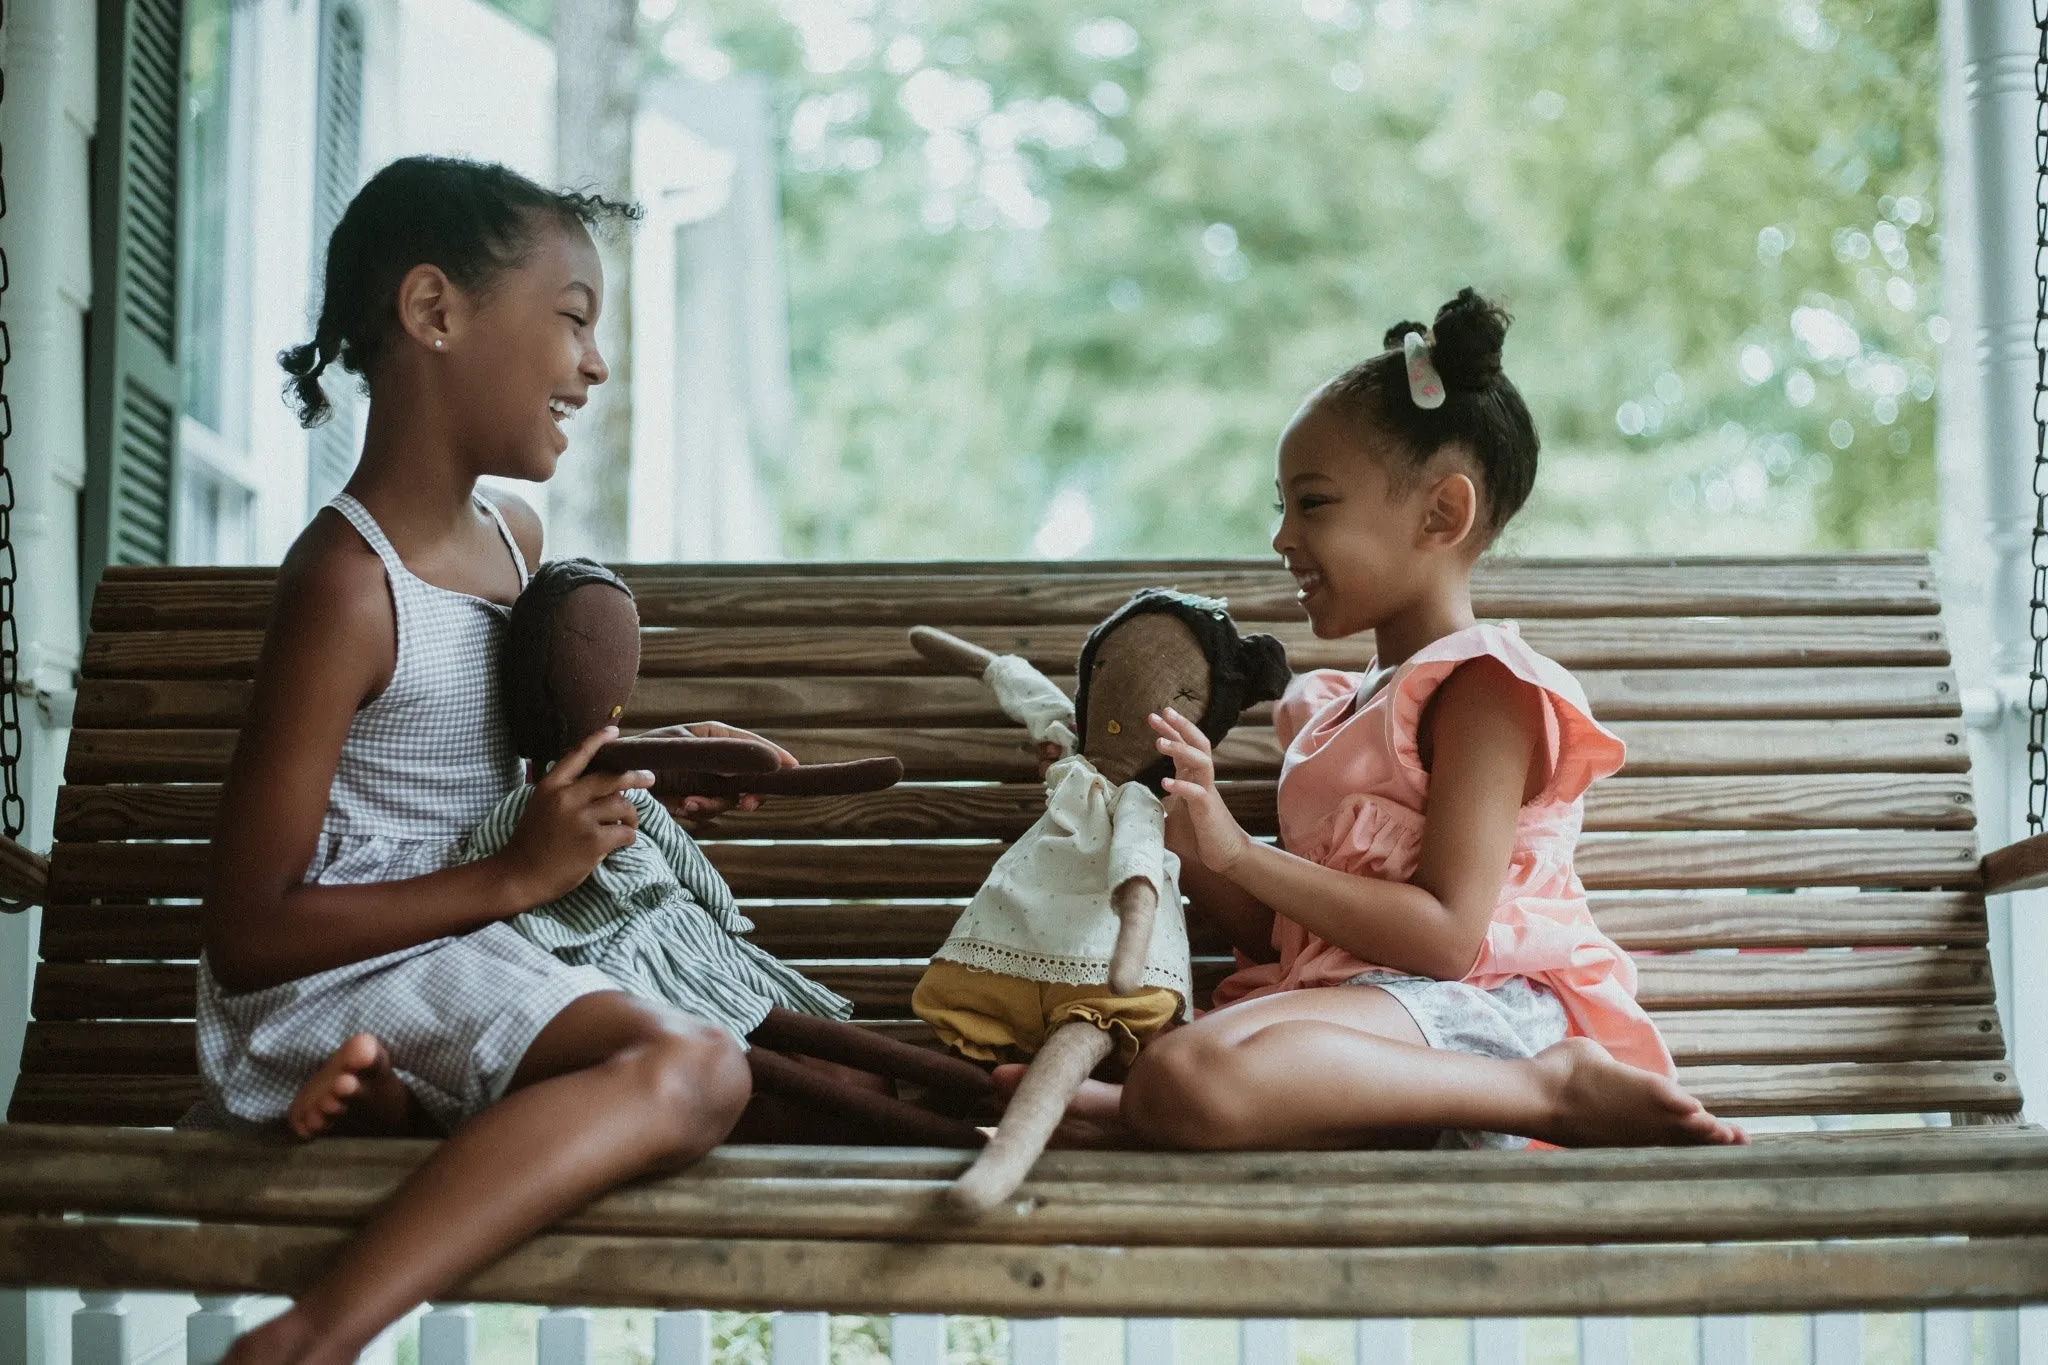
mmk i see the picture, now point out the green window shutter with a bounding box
[305,0,365,515]
[83,0,186,612]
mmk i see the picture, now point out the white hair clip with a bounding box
[1402,330,1445,410]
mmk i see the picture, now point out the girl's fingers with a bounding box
[1161,707,1209,748]
[574,767,656,800]
[542,726,620,789]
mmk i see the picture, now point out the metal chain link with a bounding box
[2031,0,2048,833]
[0,0,25,839]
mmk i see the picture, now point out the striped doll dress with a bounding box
[464,786,852,1041]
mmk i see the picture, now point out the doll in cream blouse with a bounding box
[909,589,1290,1211]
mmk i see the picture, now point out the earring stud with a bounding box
[433,339,444,349]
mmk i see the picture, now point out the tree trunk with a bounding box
[550,0,637,559]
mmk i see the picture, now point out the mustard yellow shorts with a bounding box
[912,960,1182,1067]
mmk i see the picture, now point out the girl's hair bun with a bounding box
[1380,319,1431,352]
[1427,288,1510,392]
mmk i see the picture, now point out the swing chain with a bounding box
[0,0,25,842]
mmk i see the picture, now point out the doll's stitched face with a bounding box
[543,582,641,758]
[1083,612,1210,784]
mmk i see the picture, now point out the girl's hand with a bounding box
[1151,708,1253,875]
[1034,740,1064,780]
[497,726,654,908]
[641,720,798,822]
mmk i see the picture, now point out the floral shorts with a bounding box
[1343,969,1569,1150]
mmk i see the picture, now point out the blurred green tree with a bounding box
[652,0,1937,559]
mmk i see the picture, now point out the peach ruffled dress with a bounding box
[1211,622,1673,1080]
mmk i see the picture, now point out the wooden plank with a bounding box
[11,1122,2047,1185]
[5,1217,2046,1317]
[41,829,1985,903]
[25,949,1997,1023]
[71,617,1957,688]
[18,1002,2002,1080]
[55,718,1974,785]
[28,891,1990,967]
[10,1142,2048,1249]
[1982,830,2048,895]
[69,667,1966,728]
[49,772,1982,843]
[1680,1060,2021,1117]
[85,556,1942,631]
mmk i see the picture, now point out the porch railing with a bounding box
[43,1297,2048,1365]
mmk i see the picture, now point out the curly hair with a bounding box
[1317,287,1540,535]
[279,156,643,427]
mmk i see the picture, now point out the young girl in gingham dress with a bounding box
[198,157,769,1365]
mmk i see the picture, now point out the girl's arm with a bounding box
[1152,657,1545,981]
[202,521,649,992]
[1164,801,1279,962]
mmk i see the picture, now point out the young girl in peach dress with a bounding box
[1105,289,1746,1151]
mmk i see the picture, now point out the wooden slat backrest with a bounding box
[12,554,2017,1128]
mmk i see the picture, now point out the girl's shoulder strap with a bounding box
[326,492,408,582]
[474,492,531,590]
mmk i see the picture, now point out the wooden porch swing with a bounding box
[7,0,2048,1329]
[5,553,2048,1317]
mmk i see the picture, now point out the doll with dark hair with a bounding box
[465,559,994,1145]
[909,589,1291,1210]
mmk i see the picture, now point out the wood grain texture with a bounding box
[50,773,1981,843]
[86,556,1941,631]
[54,719,1976,784]
[70,667,1965,729]
[24,948,1997,1023]
[40,829,1984,902]
[29,891,1989,965]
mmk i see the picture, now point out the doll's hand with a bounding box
[498,726,655,908]
[643,721,799,822]
[1151,708,1253,875]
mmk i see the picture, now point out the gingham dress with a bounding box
[467,786,852,1043]
[191,493,616,1133]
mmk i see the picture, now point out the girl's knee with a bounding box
[613,1019,751,1146]
[1122,1034,1256,1149]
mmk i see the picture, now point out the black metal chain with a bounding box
[0,0,23,841]
[2031,0,2048,834]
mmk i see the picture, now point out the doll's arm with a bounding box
[1106,783,1168,996]
[910,626,1078,753]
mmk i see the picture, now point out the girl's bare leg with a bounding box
[224,991,751,1365]
[1121,986,1745,1150]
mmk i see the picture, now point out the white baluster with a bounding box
[772,1312,831,1365]
[655,1311,714,1365]
[1985,1308,2020,1365]
[892,1314,946,1365]
[73,1292,132,1365]
[2020,1306,2048,1363]
[1809,1313,1862,1365]
[1123,1318,1176,1365]
[1354,1319,1411,1365]
[537,1307,593,1365]
[1576,1317,1631,1365]
[1009,1317,1062,1365]
[1696,1316,1751,1365]
[1919,1310,1974,1365]
[1239,1319,1293,1365]
[1468,1319,1523,1365]
[186,1296,245,1365]
[419,1302,477,1365]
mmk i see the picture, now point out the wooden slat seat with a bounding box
[6,552,2047,1316]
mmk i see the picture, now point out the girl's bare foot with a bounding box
[287,1033,417,1139]
[1530,1037,1747,1147]
[991,1063,1137,1148]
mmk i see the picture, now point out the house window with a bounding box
[307,1,367,514]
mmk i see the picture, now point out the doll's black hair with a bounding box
[503,557,635,764]
[1073,588,1293,792]
[1316,287,1540,536]
[280,155,643,427]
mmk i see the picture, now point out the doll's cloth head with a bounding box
[503,558,641,765]
[1073,589,1293,789]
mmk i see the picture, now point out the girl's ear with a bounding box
[1417,470,1479,551]
[394,263,459,351]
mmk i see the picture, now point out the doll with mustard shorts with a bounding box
[909,589,1290,1211]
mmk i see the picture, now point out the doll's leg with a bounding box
[1121,986,1744,1150]
[223,992,750,1365]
